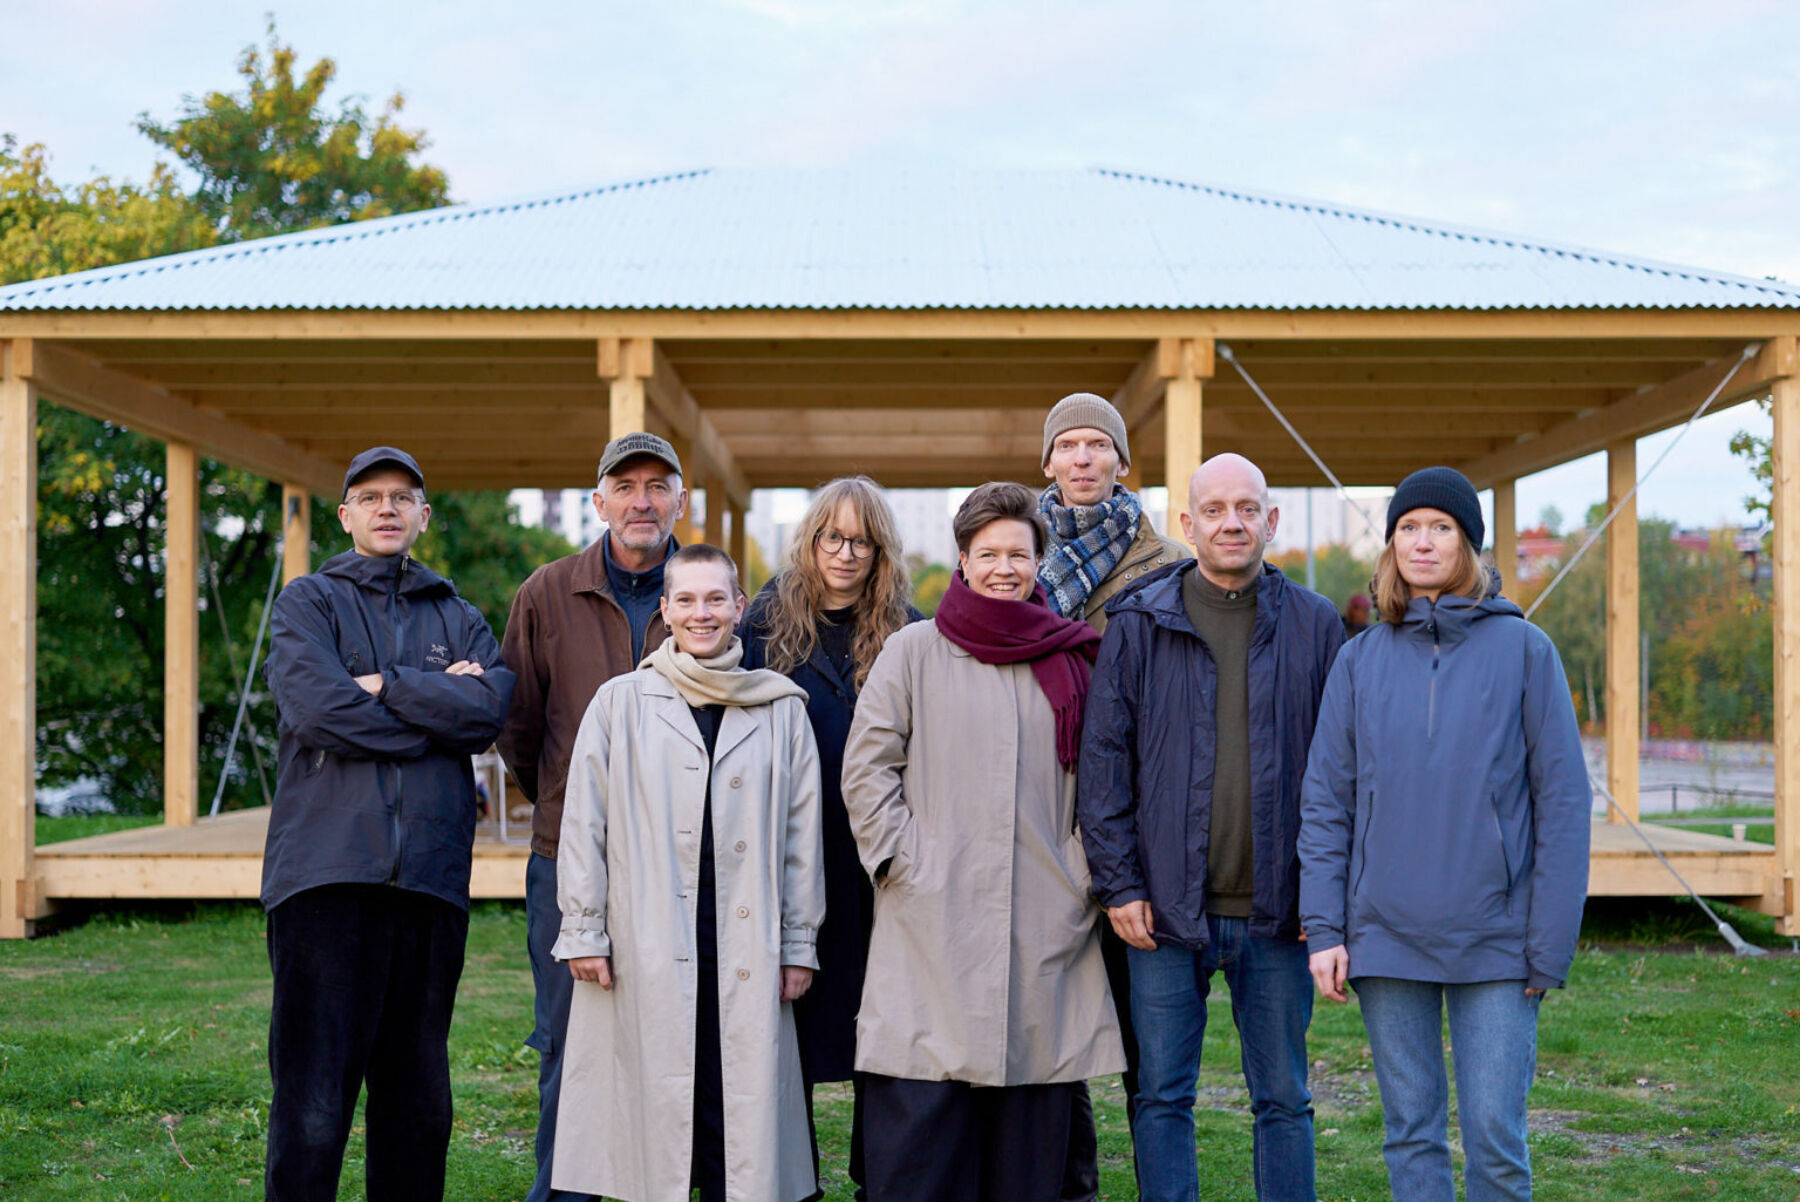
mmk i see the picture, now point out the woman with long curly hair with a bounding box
[739,476,922,1199]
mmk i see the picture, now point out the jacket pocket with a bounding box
[1491,794,1516,910]
[1062,832,1094,905]
[306,748,328,777]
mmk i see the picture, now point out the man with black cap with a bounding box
[497,432,688,1202]
[261,446,516,1202]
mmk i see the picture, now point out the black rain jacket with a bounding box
[261,550,516,911]
[1077,561,1343,948]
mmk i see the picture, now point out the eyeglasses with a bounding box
[347,489,423,512]
[816,530,875,559]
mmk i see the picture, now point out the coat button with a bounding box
[736,906,749,918]
[737,968,750,980]
[729,776,742,788]
[734,840,747,852]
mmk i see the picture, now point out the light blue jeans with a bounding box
[1355,978,1542,1202]
[1126,916,1316,1202]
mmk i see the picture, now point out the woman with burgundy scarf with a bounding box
[843,482,1125,1202]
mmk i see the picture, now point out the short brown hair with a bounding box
[1370,531,1487,624]
[953,482,1049,556]
[662,543,740,598]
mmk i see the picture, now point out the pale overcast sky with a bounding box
[5,0,1796,529]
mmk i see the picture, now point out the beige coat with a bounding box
[552,668,825,1202]
[841,621,1125,1087]
[1080,516,1189,633]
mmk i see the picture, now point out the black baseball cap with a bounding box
[343,446,425,496]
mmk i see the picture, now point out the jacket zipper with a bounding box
[387,558,410,886]
[1426,603,1441,740]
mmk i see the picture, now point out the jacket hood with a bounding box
[1108,559,1290,638]
[1395,566,1517,645]
[318,548,455,597]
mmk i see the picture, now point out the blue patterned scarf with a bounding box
[1037,484,1143,619]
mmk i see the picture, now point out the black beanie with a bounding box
[1385,467,1484,548]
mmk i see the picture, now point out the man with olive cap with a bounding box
[1037,392,1186,1200]
[498,432,688,1202]
[261,446,516,1202]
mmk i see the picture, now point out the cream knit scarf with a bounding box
[641,636,807,709]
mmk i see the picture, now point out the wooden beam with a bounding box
[646,345,751,509]
[1605,438,1639,825]
[1770,341,1800,935]
[1459,341,1796,487]
[281,485,312,583]
[22,341,340,495]
[1113,343,1166,434]
[1162,338,1213,541]
[164,441,200,830]
[11,308,1796,341]
[1492,479,1517,594]
[0,342,38,937]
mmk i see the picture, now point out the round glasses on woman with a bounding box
[816,530,875,559]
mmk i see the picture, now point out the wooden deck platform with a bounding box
[33,808,530,903]
[29,811,1781,913]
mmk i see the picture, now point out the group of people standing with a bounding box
[255,391,1591,1202]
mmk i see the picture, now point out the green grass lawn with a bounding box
[2,899,1797,1200]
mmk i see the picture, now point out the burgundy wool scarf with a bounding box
[933,570,1102,770]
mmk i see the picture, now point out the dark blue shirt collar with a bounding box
[602,531,673,597]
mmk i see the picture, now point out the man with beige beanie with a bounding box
[1037,391,1185,1202]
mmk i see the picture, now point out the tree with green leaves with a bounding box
[11,24,565,815]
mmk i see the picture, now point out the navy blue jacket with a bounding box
[1297,584,1591,991]
[739,582,924,1082]
[1078,562,1344,948]
[261,550,516,912]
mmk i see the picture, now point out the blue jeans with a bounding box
[1126,915,1315,1202]
[1355,978,1541,1202]
[525,852,600,1202]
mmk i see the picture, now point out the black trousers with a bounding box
[1059,923,1142,1200]
[265,884,470,1202]
[862,1074,1081,1202]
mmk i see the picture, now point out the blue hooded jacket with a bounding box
[1297,579,1590,991]
[1078,561,1344,948]
[261,549,516,912]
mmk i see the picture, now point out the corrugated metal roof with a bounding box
[2,167,1796,312]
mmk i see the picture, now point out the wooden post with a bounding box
[728,502,749,576]
[670,435,700,546]
[164,440,200,829]
[1771,358,1800,934]
[1605,438,1639,825]
[1160,338,1214,540]
[600,337,652,440]
[281,484,311,584]
[704,484,726,548]
[0,341,38,938]
[1493,478,1518,592]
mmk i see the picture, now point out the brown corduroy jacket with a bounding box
[497,537,670,858]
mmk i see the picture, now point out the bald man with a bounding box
[1077,454,1345,1202]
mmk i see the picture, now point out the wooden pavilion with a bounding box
[2,168,1796,938]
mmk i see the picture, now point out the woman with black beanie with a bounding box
[1297,466,1591,1202]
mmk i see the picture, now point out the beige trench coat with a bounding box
[552,667,825,1202]
[841,621,1125,1087]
